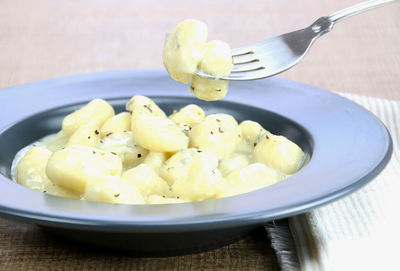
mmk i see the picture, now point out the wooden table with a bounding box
[1,0,399,270]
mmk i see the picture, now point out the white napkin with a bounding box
[289,93,400,271]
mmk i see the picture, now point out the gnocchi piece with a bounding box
[189,114,240,159]
[240,120,269,143]
[122,164,171,199]
[15,146,82,199]
[97,131,148,168]
[234,120,270,157]
[172,152,227,201]
[62,99,115,136]
[126,95,166,118]
[163,19,208,84]
[190,41,233,101]
[67,122,100,147]
[146,195,187,204]
[159,148,200,185]
[46,146,122,194]
[198,41,233,77]
[253,135,304,174]
[223,163,286,197]
[132,112,189,152]
[100,112,131,138]
[84,176,144,204]
[190,76,229,102]
[169,104,205,126]
[218,153,249,177]
[16,146,54,191]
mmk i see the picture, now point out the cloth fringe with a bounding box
[265,220,300,271]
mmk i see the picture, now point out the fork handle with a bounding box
[328,0,398,23]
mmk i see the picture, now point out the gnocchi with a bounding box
[163,19,233,101]
[13,95,305,205]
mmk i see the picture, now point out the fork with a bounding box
[197,0,399,81]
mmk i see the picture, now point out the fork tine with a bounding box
[231,62,265,73]
[233,54,259,65]
[231,47,253,57]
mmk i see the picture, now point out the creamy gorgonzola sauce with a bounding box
[12,96,305,205]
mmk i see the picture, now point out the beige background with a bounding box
[1,0,399,100]
[0,0,399,270]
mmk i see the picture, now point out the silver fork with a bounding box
[197,0,398,81]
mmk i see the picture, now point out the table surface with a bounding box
[0,0,399,270]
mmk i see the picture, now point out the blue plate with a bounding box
[0,70,392,255]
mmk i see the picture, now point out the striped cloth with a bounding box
[289,93,400,271]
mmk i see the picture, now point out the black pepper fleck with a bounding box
[218,127,224,133]
[144,104,153,113]
[114,193,120,197]
[137,153,142,158]
[216,89,221,92]
[111,152,117,155]
[254,142,257,147]
[106,133,112,137]
[88,136,91,139]
[210,131,214,135]
[95,130,99,135]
